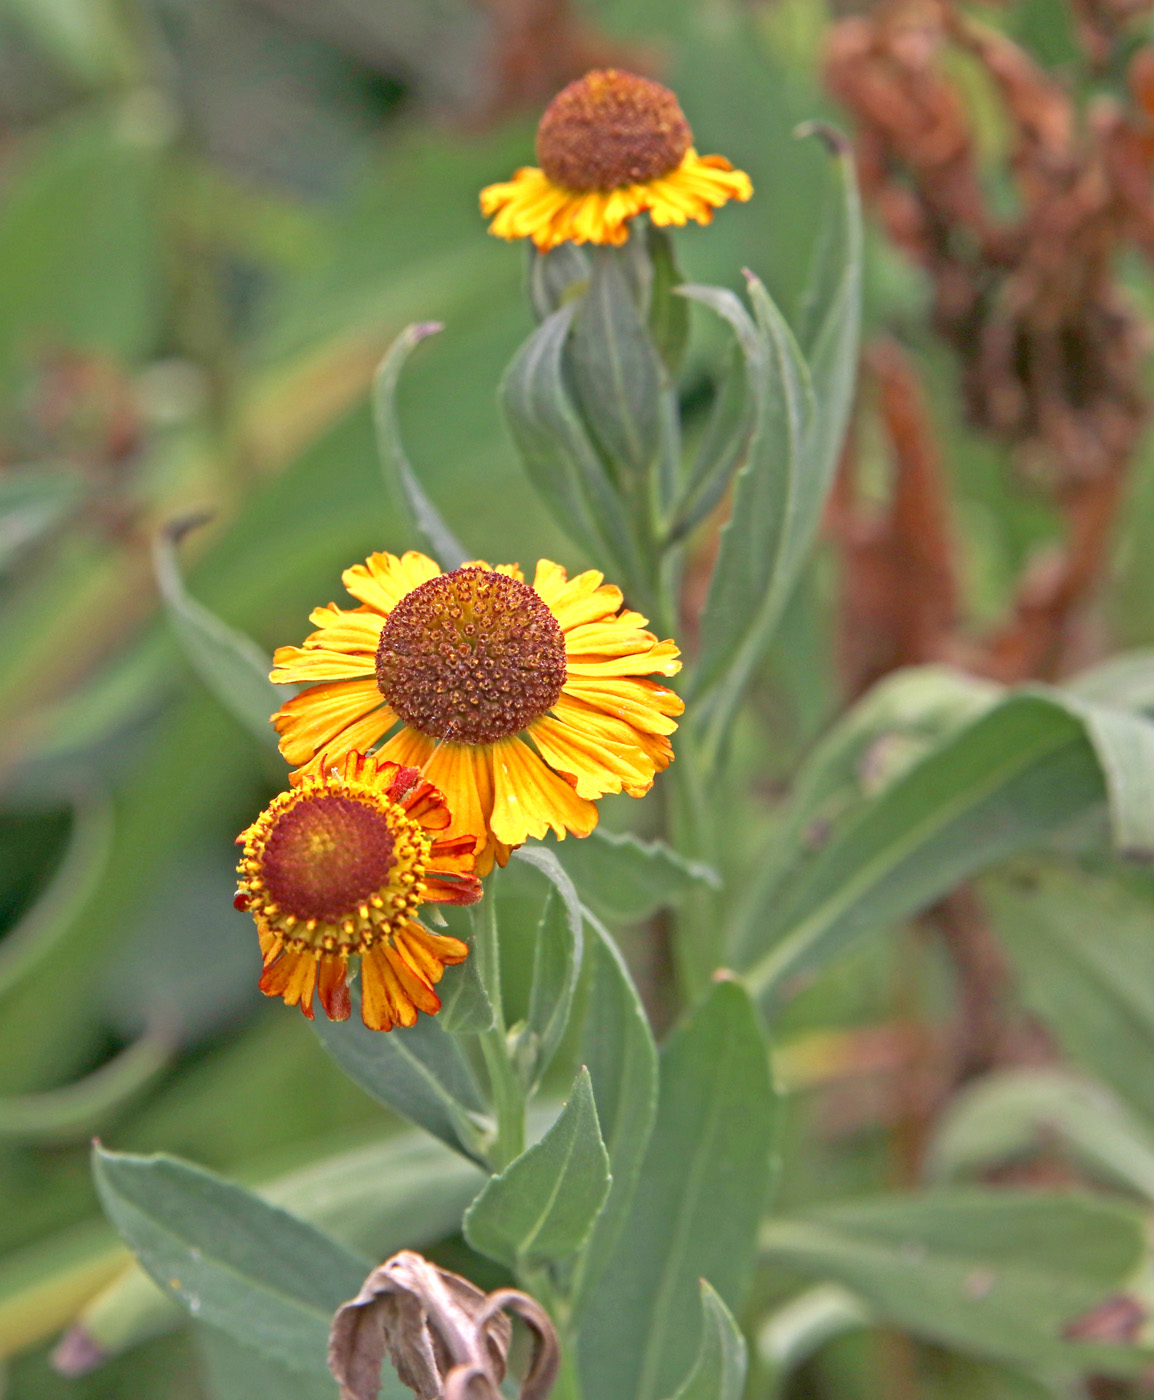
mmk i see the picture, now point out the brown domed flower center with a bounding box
[536,69,692,193]
[375,567,567,746]
[261,794,402,922]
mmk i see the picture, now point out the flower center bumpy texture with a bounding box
[260,795,400,922]
[535,69,692,192]
[376,567,567,746]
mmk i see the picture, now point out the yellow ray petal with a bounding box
[527,714,650,800]
[342,550,440,615]
[558,676,683,734]
[489,735,597,845]
[272,679,389,765]
[271,645,377,684]
[287,705,397,783]
[303,605,385,655]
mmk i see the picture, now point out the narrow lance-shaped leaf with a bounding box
[501,303,650,606]
[61,1131,485,1373]
[569,911,658,1315]
[463,1067,611,1271]
[666,341,750,544]
[1044,689,1154,857]
[372,323,467,570]
[664,1281,747,1400]
[740,693,1107,1011]
[682,278,813,712]
[577,980,777,1400]
[729,664,1002,966]
[556,826,720,924]
[527,242,590,322]
[313,992,488,1163]
[511,845,584,1091]
[570,246,664,482]
[693,134,861,760]
[93,1147,367,1378]
[760,1190,1154,1377]
[152,516,284,749]
[929,1067,1154,1202]
[647,226,689,377]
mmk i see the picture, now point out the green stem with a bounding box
[472,879,525,1170]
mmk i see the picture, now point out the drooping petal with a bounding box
[318,954,352,1022]
[260,947,318,1020]
[360,942,412,1031]
[489,735,598,845]
[394,920,468,986]
[381,940,441,1017]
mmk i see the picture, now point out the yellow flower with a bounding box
[480,68,752,251]
[235,752,480,1031]
[270,552,683,874]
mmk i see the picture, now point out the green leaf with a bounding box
[691,134,861,759]
[93,1147,366,1378]
[1046,692,1154,857]
[569,912,658,1313]
[1068,649,1154,713]
[577,980,777,1400]
[66,1130,484,1370]
[664,1280,747,1400]
[0,464,84,571]
[793,126,862,482]
[985,861,1154,1126]
[510,846,584,1090]
[740,693,1106,1010]
[197,1325,343,1400]
[930,1068,1154,1201]
[527,242,590,322]
[433,926,495,1034]
[501,302,647,603]
[556,827,719,924]
[666,341,749,544]
[371,323,467,569]
[570,246,664,480]
[730,665,1000,966]
[312,992,487,1162]
[647,226,689,377]
[760,1190,1152,1376]
[152,519,284,750]
[463,1067,610,1271]
[682,278,813,709]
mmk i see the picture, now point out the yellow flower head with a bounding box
[235,752,479,1031]
[480,68,752,251]
[270,552,683,874]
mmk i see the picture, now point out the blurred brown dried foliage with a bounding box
[826,0,1154,684]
